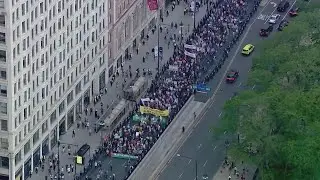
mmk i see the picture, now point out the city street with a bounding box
[29,1,208,180]
[157,0,297,179]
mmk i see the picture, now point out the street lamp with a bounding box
[176,154,198,180]
[192,0,197,89]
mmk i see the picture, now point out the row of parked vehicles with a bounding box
[260,2,299,37]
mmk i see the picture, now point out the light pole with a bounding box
[193,0,197,88]
[156,22,178,75]
[177,154,198,180]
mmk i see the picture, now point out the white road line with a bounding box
[264,5,278,24]
[252,84,256,90]
[156,3,274,178]
[197,144,203,149]
[204,0,274,113]
[108,160,112,165]
[188,159,192,164]
[238,82,242,87]
[281,0,297,21]
[213,146,217,151]
[178,173,184,179]
[122,162,127,167]
[218,112,222,117]
[203,160,208,167]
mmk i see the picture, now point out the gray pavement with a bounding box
[156,0,298,180]
[128,96,205,180]
[30,1,208,180]
[83,2,210,180]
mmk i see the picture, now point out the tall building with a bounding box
[0,0,108,179]
[0,0,163,179]
[106,0,163,75]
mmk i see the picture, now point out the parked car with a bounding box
[277,1,290,12]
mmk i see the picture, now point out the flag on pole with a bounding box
[147,0,159,11]
[190,1,195,12]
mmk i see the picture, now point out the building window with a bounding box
[67,91,73,105]
[59,101,65,115]
[24,140,30,154]
[0,156,8,169]
[75,82,81,95]
[0,85,7,97]
[33,130,39,144]
[50,110,56,124]
[0,102,7,114]
[42,120,48,134]
[0,120,7,131]
[15,151,21,165]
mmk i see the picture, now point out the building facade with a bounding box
[0,0,108,179]
[107,0,164,75]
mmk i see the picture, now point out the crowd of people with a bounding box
[79,0,260,179]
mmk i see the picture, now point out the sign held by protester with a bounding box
[140,106,169,117]
[147,0,159,11]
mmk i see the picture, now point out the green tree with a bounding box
[218,4,320,180]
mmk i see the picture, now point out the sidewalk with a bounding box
[128,97,205,180]
[212,161,257,180]
[29,1,205,180]
[83,2,210,180]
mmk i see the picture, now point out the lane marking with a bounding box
[238,82,242,87]
[108,160,112,165]
[281,0,297,21]
[203,160,208,167]
[252,85,256,90]
[188,159,192,164]
[156,3,275,178]
[122,162,127,167]
[264,6,278,24]
[178,172,184,179]
[270,2,277,7]
[218,112,222,117]
[213,146,217,151]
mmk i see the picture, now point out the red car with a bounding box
[259,25,273,37]
[289,7,299,17]
[226,70,239,83]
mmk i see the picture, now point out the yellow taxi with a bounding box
[241,44,255,55]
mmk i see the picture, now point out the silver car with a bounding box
[269,14,281,24]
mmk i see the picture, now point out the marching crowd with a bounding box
[92,0,260,179]
[79,0,261,179]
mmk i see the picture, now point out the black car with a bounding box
[260,25,273,37]
[277,1,290,12]
[278,20,289,31]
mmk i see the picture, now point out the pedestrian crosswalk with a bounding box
[260,0,269,6]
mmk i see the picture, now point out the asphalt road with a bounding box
[82,3,209,180]
[157,0,297,179]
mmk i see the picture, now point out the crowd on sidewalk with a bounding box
[82,0,262,179]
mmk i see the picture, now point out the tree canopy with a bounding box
[219,3,320,180]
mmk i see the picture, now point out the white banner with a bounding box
[184,44,197,50]
[169,65,179,71]
[184,50,197,58]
